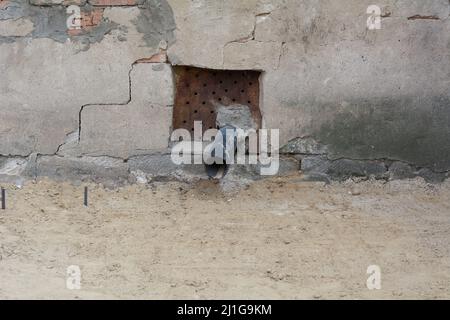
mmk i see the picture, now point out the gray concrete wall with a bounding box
[1,0,449,183]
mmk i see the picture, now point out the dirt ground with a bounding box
[0,174,449,300]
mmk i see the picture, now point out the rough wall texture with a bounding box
[1,0,449,183]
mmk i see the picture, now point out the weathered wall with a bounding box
[1,0,449,183]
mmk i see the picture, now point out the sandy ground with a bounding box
[0,174,449,300]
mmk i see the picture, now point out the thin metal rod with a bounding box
[1,188,5,210]
[84,187,88,207]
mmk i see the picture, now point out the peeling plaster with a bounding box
[0,0,176,50]
[0,0,118,47]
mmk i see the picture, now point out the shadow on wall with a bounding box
[315,96,450,172]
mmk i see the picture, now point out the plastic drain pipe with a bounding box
[204,125,237,179]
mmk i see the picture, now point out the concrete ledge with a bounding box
[1,153,448,187]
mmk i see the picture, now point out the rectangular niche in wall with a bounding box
[173,66,262,133]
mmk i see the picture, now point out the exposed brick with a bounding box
[82,8,104,27]
[89,0,140,6]
[136,52,168,64]
[29,0,87,5]
[68,8,104,36]
[0,0,8,9]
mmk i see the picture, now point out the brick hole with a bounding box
[173,66,262,134]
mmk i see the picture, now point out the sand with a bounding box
[0,174,449,299]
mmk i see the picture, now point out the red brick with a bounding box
[136,52,168,64]
[89,0,139,5]
[0,0,8,9]
[68,8,104,36]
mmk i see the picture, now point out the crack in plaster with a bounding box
[78,61,135,143]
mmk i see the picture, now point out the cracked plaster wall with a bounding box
[1,0,450,182]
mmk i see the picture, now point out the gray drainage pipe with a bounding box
[204,125,237,179]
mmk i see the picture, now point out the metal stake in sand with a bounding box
[84,187,88,207]
[1,187,5,210]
